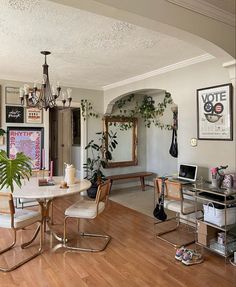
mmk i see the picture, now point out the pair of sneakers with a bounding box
[175,247,204,265]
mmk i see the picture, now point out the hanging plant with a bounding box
[113,92,173,129]
[81,99,99,120]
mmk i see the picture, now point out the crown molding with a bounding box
[167,0,235,27]
[103,53,215,91]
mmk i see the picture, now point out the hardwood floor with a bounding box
[0,196,235,287]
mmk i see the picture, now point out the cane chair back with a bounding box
[95,180,111,205]
[0,192,14,215]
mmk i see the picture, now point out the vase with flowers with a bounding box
[210,165,228,188]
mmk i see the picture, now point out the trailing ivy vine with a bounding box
[81,91,174,130]
[81,99,99,120]
[113,92,173,129]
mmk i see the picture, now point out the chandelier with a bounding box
[20,51,72,111]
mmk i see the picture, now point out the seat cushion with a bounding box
[164,199,199,214]
[0,209,41,229]
[65,200,105,219]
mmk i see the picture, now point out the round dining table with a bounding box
[13,176,91,244]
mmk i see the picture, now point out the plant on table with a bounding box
[0,150,32,192]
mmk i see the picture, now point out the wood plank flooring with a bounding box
[0,196,235,287]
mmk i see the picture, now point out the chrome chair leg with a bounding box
[63,216,111,252]
[0,222,43,272]
[21,224,41,249]
[0,230,17,255]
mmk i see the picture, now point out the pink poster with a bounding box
[8,127,44,170]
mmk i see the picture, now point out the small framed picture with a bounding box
[26,108,43,124]
[5,87,21,105]
[197,83,233,140]
[6,106,24,123]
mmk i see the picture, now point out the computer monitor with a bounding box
[178,164,198,182]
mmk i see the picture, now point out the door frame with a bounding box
[48,101,87,178]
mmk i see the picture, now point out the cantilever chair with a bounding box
[0,192,43,272]
[63,180,111,252]
[154,177,201,248]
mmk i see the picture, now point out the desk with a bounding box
[13,177,91,244]
[107,172,154,191]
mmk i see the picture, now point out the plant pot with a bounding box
[87,184,98,199]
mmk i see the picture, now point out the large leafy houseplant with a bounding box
[0,150,32,192]
[83,131,118,197]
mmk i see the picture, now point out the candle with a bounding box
[41,148,45,170]
[50,160,53,180]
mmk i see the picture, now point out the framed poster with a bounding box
[6,106,24,123]
[26,108,43,124]
[7,127,44,170]
[197,83,233,140]
[5,87,21,105]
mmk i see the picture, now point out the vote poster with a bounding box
[197,83,233,140]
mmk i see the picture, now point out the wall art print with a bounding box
[197,83,233,140]
[7,127,44,170]
[6,106,24,123]
[26,108,43,124]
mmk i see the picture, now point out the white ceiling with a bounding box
[0,0,207,90]
[203,0,235,15]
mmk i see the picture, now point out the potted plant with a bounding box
[0,150,32,192]
[0,128,6,145]
[83,131,118,198]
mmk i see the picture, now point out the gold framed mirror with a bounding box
[104,116,138,168]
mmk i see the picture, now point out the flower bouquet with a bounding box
[210,165,228,188]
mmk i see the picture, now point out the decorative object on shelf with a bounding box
[26,107,43,124]
[113,92,173,129]
[5,106,24,123]
[197,83,233,140]
[81,99,99,120]
[83,131,118,198]
[64,163,75,185]
[210,165,228,188]
[5,87,21,105]
[0,150,32,192]
[20,51,72,111]
[7,127,44,170]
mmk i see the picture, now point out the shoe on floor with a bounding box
[175,246,188,261]
[181,250,204,266]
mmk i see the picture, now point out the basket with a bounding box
[203,202,236,227]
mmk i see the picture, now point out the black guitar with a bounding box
[153,177,167,221]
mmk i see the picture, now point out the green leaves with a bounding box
[0,150,32,192]
[113,91,173,129]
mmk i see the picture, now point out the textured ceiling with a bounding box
[0,0,206,89]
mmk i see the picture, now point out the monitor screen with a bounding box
[178,164,198,182]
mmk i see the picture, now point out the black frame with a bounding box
[197,83,233,141]
[7,127,44,169]
[6,106,24,123]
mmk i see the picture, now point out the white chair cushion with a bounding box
[0,209,41,229]
[164,199,198,214]
[65,200,105,219]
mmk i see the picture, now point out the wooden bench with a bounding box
[107,172,154,191]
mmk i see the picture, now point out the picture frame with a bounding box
[7,127,44,170]
[5,87,21,105]
[26,108,43,124]
[6,106,24,123]
[197,83,233,140]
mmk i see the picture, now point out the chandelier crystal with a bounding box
[20,51,72,110]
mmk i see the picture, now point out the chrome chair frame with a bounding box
[154,178,196,248]
[63,180,111,252]
[0,192,43,272]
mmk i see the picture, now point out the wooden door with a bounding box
[49,108,72,176]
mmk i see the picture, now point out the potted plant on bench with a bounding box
[83,131,118,198]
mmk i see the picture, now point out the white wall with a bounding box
[104,58,236,180]
[146,91,178,177]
